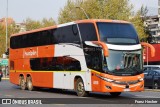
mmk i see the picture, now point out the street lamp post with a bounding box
[5,0,8,52]
[75,6,89,19]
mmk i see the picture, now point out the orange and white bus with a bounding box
[9,19,155,97]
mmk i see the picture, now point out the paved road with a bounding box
[0,80,160,107]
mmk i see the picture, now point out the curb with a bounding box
[2,78,9,80]
[144,89,160,92]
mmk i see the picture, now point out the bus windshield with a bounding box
[97,22,139,45]
[103,50,143,76]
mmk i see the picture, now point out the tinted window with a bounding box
[97,22,139,45]
[10,24,80,49]
[30,57,81,71]
[78,23,98,41]
[83,44,103,72]
[51,24,80,44]
[10,29,55,49]
[148,71,154,76]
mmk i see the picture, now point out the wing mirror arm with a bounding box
[141,42,155,57]
[92,41,109,57]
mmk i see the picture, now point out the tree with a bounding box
[24,18,42,31]
[0,22,19,56]
[24,18,56,31]
[58,0,133,23]
[130,11,147,40]
[41,18,56,27]
[58,0,148,40]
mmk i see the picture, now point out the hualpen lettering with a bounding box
[24,50,37,56]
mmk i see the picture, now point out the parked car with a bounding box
[144,65,160,71]
[144,70,160,89]
[0,70,3,81]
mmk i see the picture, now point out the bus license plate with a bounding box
[124,89,130,92]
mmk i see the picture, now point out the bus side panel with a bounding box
[38,45,55,58]
[91,71,102,92]
[31,72,53,88]
[9,71,54,88]
[9,72,20,85]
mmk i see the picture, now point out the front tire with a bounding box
[75,78,88,97]
[110,92,121,97]
[20,76,26,90]
[26,76,35,91]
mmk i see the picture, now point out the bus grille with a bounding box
[113,80,139,85]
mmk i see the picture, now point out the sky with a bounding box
[0,0,158,23]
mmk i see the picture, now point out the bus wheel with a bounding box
[75,78,88,97]
[27,76,34,91]
[20,76,26,90]
[109,92,121,97]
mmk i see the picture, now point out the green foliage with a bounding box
[0,24,6,56]
[24,18,56,31]
[0,18,56,57]
[58,0,133,23]
[130,11,147,40]
[58,0,147,41]
[0,22,19,56]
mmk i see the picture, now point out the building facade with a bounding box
[144,0,160,43]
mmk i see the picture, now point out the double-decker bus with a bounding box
[10,19,155,97]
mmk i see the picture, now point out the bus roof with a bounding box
[11,19,130,37]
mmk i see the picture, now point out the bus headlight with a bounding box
[139,78,144,82]
[103,78,114,82]
[96,74,114,82]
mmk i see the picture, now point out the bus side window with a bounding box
[30,57,81,71]
[83,45,103,72]
[10,61,14,70]
[63,57,81,71]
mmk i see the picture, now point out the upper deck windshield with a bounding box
[97,22,139,45]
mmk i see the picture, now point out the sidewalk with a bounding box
[2,77,9,80]
[144,89,160,92]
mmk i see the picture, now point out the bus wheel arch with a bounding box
[19,74,26,90]
[74,76,89,97]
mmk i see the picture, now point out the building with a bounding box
[15,23,26,33]
[145,15,159,37]
[0,17,15,26]
[0,17,26,33]
[144,0,160,43]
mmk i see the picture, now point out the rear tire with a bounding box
[20,76,26,90]
[26,76,35,91]
[75,78,88,97]
[153,82,159,89]
[110,92,121,97]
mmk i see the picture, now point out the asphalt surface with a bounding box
[0,80,160,107]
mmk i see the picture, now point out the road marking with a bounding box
[2,78,9,80]
[145,89,160,92]
[135,95,160,98]
[54,104,65,106]
[4,95,13,97]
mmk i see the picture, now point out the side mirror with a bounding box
[141,42,155,57]
[92,41,109,57]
